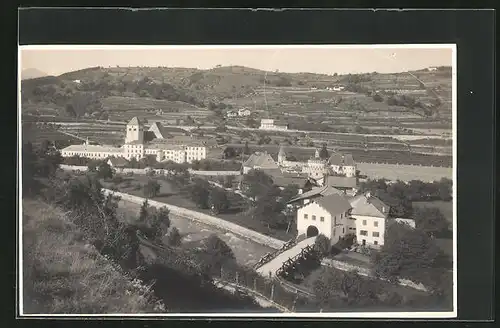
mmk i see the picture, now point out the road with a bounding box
[256,237,316,278]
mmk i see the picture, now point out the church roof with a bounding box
[127,117,141,126]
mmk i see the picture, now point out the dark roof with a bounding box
[107,157,129,167]
[328,153,355,166]
[288,185,344,203]
[325,176,358,189]
[314,194,352,216]
[261,168,308,187]
[128,117,141,125]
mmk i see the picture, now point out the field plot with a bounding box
[357,162,452,182]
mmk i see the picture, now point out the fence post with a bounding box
[236,271,239,285]
[270,283,275,301]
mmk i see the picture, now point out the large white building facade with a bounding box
[277,146,357,180]
[61,117,207,164]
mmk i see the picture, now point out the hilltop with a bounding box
[21,68,48,80]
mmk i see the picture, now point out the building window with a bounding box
[343,228,345,233]
[320,216,324,222]
[312,215,316,221]
[362,220,367,225]
[374,221,379,227]
[360,230,368,236]
[372,231,380,237]
[340,213,343,218]
[374,241,378,245]
[304,214,308,219]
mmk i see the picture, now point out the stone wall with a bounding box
[103,189,286,250]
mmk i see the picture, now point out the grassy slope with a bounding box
[22,198,164,314]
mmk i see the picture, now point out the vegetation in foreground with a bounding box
[22,199,166,314]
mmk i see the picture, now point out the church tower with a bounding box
[278,145,286,165]
[125,117,144,144]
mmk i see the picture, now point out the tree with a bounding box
[165,226,182,247]
[208,188,229,214]
[144,206,171,242]
[143,179,161,198]
[252,185,286,229]
[240,169,274,202]
[243,141,251,155]
[372,94,384,102]
[319,143,329,160]
[223,146,237,159]
[371,222,452,286]
[139,199,149,222]
[96,161,114,180]
[412,207,450,238]
[223,175,235,189]
[187,178,211,209]
[314,234,331,256]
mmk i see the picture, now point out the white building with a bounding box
[328,153,357,177]
[226,110,238,118]
[259,119,288,131]
[348,192,390,247]
[296,194,354,245]
[242,151,280,174]
[238,108,251,117]
[60,117,207,164]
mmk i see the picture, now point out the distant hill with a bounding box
[20,65,452,119]
[21,68,48,80]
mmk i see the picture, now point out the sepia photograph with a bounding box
[18,44,456,318]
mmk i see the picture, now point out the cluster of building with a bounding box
[61,117,213,164]
[240,147,414,249]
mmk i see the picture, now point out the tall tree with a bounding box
[143,179,161,198]
[371,222,452,286]
[412,207,450,238]
[240,169,274,202]
[187,178,211,209]
[208,188,229,214]
[319,143,329,160]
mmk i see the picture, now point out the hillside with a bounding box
[22,68,48,80]
[22,198,166,314]
[20,65,452,119]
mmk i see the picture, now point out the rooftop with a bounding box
[314,194,352,216]
[349,194,389,218]
[127,117,141,126]
[107,157,129,167]
[288,185,344,203]
[325,175,358,189]
[328,153,355,166]
[62,144,122,153]
[243,152,279,170]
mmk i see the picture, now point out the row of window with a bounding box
[65,152,108,158]
[362,220,379,227]
[303,214,325,222]
[359,230,380,237]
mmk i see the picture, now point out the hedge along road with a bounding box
[115,196,275,268]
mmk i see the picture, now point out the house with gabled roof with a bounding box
[348,192,390,248]
[287,184,344,206]
[242,151,280,174]
[328,153,357,177]
[296,194,355,246]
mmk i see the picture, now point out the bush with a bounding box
[22,199,166,314]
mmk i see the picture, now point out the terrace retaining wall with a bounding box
[102,188,286,250]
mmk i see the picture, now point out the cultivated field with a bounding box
[357,162,453,182]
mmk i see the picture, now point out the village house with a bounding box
[238,108,251,117]
[259,119,289,131]
[296,194,354,245]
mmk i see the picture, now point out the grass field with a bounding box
[357,162,452,182]
[105,174,296,243]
